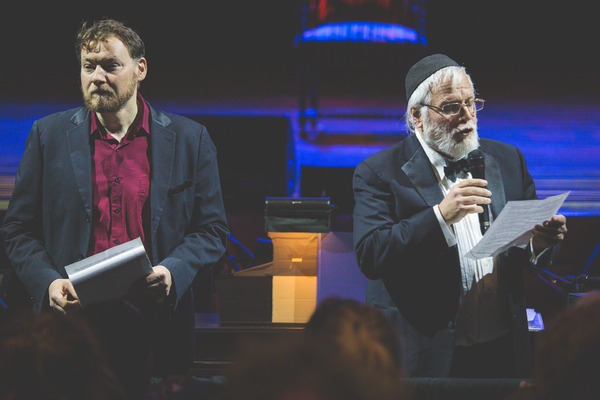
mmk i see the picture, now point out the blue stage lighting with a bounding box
[301,22,419,44]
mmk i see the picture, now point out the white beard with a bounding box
[421,113,479,160]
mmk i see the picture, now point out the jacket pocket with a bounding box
[167,179,192,196]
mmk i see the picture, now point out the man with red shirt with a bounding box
[0,20,229,376]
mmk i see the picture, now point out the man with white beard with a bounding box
[352,54,567,379]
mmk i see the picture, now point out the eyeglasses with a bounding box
[420,98,485,116]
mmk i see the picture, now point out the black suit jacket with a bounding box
[353,133,558,378]
[1,102,229,375]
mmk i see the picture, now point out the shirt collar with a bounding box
[415,129,448,183]
[90,92,150,137]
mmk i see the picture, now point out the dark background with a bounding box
[1,1,598,103]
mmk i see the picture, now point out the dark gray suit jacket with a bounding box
[1,102,229,375]
[353,133,558,378]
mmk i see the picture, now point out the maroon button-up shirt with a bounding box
[88,93,151,258]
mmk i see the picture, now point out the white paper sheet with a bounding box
[64,237,153,307]
[465,192,569,260]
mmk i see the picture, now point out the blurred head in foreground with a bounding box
[0,312,125,400]
[532,290,600,400]
[305,297,403,379]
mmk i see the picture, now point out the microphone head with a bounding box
[467,149,485,166]
[468,149,485,179]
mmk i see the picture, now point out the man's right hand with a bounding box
[48,279,80,314]
[439,178,491,226]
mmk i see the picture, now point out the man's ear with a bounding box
[411,107,423,132]
[136,58,148,82]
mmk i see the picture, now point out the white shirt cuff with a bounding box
[529,238,550,265]
[434,204,456,247]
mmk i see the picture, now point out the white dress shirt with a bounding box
[415,131,511,346]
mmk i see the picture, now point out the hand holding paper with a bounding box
[129,265,172,299]
[465,192,569,260]
[48,278,80,314]
[64,238,153,308]
[532,215,568,254]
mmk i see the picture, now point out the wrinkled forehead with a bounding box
[81,39,104,53]
[80,37,135,67]
[80,36,127,57]
[430,70,473,101]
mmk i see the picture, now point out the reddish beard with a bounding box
[82,72,138,113]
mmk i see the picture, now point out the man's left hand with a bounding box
[131,265,172,299]
[532,215,567,253]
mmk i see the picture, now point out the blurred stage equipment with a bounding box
[216,198,332,324]
[0,269,10,309]
[582,241,600,276]
[294,0,427,138]
[216,197,369,326]
[531,237,600,308]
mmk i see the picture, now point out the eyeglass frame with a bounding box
[419,98,485,116]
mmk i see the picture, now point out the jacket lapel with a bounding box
[400,135,507,216]
[66,108,93,217]
[483,151,506,219]
[148,105,175,248]
[400,134,445,207]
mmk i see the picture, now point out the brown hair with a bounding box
[304,297,403,378]
[76,19,145,62]
[0,312,126,400]
[225,335,406,400]
[532,291,600,400]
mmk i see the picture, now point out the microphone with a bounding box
[467,149,490,235]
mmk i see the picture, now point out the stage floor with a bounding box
[1,95,599,216]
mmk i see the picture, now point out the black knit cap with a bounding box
[405,54,459,101]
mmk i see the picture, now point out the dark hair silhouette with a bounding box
[305,297,403,378]
[0,312,126,400]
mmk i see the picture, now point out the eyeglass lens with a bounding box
[443,100,484,115]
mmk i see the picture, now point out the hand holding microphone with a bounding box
[438,150,491,232]
[467,150,490,235]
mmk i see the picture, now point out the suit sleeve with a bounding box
[518,146,538,202]
[1,120,63,310]
[516,146,561,269]
[352,161,449,280]
[158,126,228,303]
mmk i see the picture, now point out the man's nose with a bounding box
[458,104,475,121]
[91,66,107,84]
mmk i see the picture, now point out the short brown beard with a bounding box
[82,71,138,113]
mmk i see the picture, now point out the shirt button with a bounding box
[114,208,120,214]
[114,239,120,244]
[115,178,121,183]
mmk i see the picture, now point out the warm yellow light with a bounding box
[291,258,303,262]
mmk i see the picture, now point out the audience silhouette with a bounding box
[0,311,126,400]
[10,292,600,400]
[304,297,404,379]
[223,297,409,400]
[528,290,600,400]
